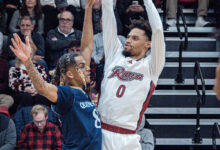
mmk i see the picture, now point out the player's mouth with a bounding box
[86,73,90,79]
[124,43,131,49]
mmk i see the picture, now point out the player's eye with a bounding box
[133,36,138,40]
[79,64,85,69]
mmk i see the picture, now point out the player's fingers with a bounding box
[13,33,22,45]
[9,45,16,53]
[11,38,19,50]
[25,36,30,47]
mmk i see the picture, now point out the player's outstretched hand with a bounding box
[85,0,95,9]
[10,33,31,63]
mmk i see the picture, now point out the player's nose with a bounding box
[86,65,90,71]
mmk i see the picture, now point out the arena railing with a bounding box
[212,122,220,150]
[175,4,188,83]
[192,60,206,144]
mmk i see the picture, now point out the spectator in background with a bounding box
[40,0,55,7]
[0,2,7,54]
[0,56,9,95]
[0,2,7,34]
[67,39,81,54]
[137,116,155,150]
[67,0,80,7]
[91,0,102,34]
[3,0,21,34]
[0,94,16,150]
[0,32,3,54]
[79,0,123,34]
[46,10,82,70]
[6,16,47,71]
[215,0,220,28]
[17,105,62,150]
[43,0,71,35]
[166,0,210,27]
[117,0,149,36]
[13,105,60,138]
[9,0,44,35]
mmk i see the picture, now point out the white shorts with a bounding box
[102,129,142,150]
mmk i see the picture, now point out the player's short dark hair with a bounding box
[68,40,81,48]
[128,17,152,41]
[51,52,79,86]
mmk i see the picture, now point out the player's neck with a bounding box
[131,54,145,60]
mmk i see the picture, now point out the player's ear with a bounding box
[66,70,74,79]
[144,41,151,50]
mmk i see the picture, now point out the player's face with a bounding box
[33,112,48,132]
[68,56,91,87]
[124,28,150,59]
[75,56,91,83]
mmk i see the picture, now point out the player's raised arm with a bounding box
[102,0,121,59]
[10,34,58,103]
[144,0,165,82]
[80,0,95,67]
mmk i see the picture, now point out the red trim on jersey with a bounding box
[136,81,156,130]
[101,121,136,134]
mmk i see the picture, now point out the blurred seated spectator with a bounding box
[0,94,14,116]
[137,115,155,150]
[43,0,69,35]
[40,0,55,7]
[67,0,80,7]
[66,39,81,54]
[16,105,62,150]
[13,106,60,138]
[0,56,9,94]
[0,94,16,150]
[166,0,210,27]
[91,19,126,90]
[80,0,117,9]
[0,32,2,54]
[3,0,21,34]
[13,105,60,138]
[79,0,122,34]
[8,43,51,109]
[9,0,44,35]
[3,0,21,10]
[6,16,47,71]
[215,0,220,28]
[0,2,7,34]
[117,0,149,36]
[46,10,82,70]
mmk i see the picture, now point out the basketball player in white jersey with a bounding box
[85,0,165,149]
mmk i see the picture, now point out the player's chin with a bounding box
[122,50,132,57]
[86,77,91,84]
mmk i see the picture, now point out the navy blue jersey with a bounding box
[52,86,102,150]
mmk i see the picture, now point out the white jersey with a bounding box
[98,0,165,131]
